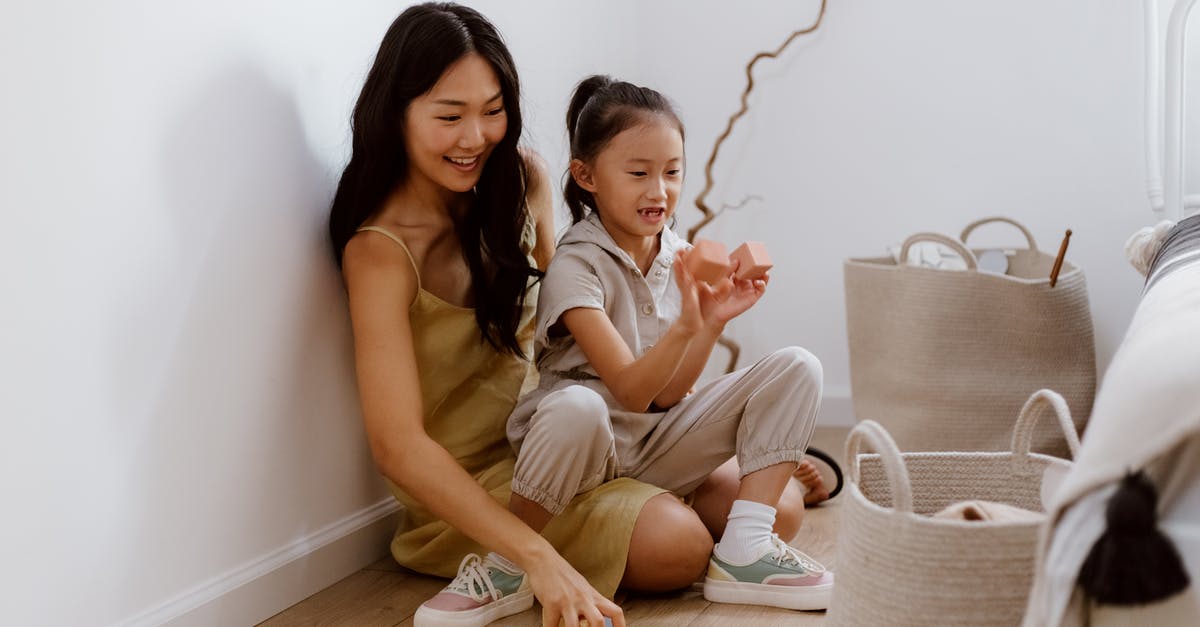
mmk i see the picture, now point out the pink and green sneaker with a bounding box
[414,553,533,626]
[703,534,834,611]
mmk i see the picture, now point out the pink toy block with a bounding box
[730,241,773,280]
[687,239,731,284]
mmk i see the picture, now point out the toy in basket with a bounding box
[827,390,1080,626]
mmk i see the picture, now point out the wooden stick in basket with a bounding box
[1049,229,1072,287]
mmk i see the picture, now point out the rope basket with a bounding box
[844,217,1095,456]
[827,390,1079,626]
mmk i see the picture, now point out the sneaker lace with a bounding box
[445,554,502,603]
[766,534,825,573]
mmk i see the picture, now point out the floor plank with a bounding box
[259,569,441,626]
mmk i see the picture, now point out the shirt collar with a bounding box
[562,211,685,272]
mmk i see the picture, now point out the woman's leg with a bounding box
[621,493,713,591]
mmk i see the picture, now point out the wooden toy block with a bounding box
[687,239,731,284]
[730,241,773,280]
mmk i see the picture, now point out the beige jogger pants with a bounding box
[510,347,823,515]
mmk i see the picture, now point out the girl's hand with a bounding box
[672,250,705,336]
[525,551,626,627]
[699,259,767,328]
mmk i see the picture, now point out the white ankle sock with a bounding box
[714,499,777,565]
[486,552,523,575]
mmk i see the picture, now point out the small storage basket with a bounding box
[827,390,1079,626]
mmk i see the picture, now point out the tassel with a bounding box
[1077,472,1190,605]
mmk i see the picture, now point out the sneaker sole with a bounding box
[413,589,534,627]
[702,577,833,611]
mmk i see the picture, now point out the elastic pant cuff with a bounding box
[510,477,571,516]
[738,449,806,478]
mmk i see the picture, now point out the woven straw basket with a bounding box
[844,217,1095,456]
[827,390,1079,626]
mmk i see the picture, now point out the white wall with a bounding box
[1,1,1192,625]
[628,0,1189,412]
[0,1,635,625]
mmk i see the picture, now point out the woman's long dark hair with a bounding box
[328,2,539,357]
[564,75,685,224]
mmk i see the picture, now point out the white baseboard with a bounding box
[117,498,401,627]
[819,387,855,427]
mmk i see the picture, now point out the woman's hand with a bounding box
[698,259,767,329]
[525,550,626,627]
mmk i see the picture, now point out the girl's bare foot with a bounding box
[795,460,830,506]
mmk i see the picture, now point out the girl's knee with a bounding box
[549,385,609,417]
[770,346,823,387]
[530,386,612,444]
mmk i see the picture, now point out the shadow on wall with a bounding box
[105,64,383,616]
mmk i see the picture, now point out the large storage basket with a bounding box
[827,390,1079,626]
[844,217,1095,456]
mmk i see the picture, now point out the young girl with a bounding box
[506,75,834,611]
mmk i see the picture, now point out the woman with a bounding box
[328,4,813,626]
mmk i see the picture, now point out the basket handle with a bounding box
[960,216,1040,252]
[845,420,914,513]
[1010,389,1081,473]
[898,232,980,270]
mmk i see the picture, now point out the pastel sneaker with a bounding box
[413,553,533,627]
[703,534,834,611]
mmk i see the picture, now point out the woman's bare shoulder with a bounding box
[520,147,552,196]
[342,229,419,304]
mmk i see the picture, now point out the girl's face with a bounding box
[573,116,684,244]
[403,53,508,196]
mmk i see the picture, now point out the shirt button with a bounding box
[655,269,665,277]
[641,303,654,316]
[631,267,640,276]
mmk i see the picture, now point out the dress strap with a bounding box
[356,226,422,292]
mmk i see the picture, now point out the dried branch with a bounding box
[715,194,763,218]
[688,0,828,243]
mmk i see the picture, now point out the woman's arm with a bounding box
[521,148,557,271]
[561,253,705,413]
[344,233,626,627]
[343,233,552,563]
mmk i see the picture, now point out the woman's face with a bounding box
[404,52,508,195]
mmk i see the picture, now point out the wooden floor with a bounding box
[260,426,850,626]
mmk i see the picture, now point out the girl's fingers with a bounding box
[672,253,693,288]
[711,277,733,302]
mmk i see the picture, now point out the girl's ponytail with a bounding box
[566,75,613,145]
[564,75,613,223]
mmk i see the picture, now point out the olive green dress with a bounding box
[356,225,664,598]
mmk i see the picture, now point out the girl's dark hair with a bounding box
[328,2,539,357]
[564,75,685,223]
